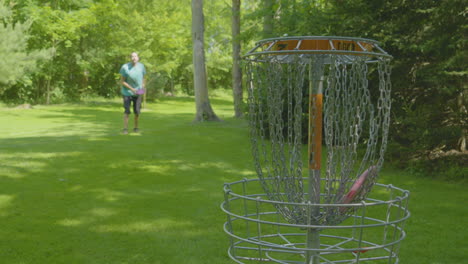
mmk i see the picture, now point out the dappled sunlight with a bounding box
[68,185,83,192]
[1,152,82,159]
[56,218,90,227]
[139,159,199,173]
[140,164,172,174]
[0,152,84,179]
[2,97,462,263]
[198,162,256,179]
[223,168,256,179]
[28,125,111,138]
[91,188,127,202]
[92,218,195,234]
[198,161,233,170]
[0,167,25,179]
[186,186,204,192]
[0,105,118,139]
[86,137,111,142]
[177,163,198,171]
[88,207,118,218]
[56,208,118,227]
[137,159,256,183]
[0,194,14,217]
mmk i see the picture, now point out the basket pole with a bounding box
[307,60,324,263]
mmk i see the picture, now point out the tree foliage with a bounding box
[326,0,467,162]
[239,0,466,178]
[0,0,232,103]
[0,0,50,96]
[0,0,465,177]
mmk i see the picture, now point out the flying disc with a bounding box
[136,88,145,95]
[341,166,376,204]
[352,247,370,254]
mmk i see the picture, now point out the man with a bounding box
[119,52,146,134]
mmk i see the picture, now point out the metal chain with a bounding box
[246,53,392,225]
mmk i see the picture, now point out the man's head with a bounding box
[131,52,140,64]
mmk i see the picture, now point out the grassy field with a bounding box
[0,95,466,264]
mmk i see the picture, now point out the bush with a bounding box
[405,153,467,182]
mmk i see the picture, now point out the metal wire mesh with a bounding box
[222,36,409,264]
[245,40,393,226]
[222,178,410,264]
[247,55,307,224]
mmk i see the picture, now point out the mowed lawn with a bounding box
[0,96,466,264]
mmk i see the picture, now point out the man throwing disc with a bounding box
[119,52,146,134]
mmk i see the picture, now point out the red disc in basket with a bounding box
[352,247,370,254]
[342,166,376,204]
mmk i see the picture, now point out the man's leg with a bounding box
[134,114,139,131]
[133,95,142,132]
[124,114,129,128]
[123,96,131,134]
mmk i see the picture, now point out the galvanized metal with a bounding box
[223,36,409,264]
[244,36,392,64]
[222,178,410,264]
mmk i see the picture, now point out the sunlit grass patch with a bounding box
[0,95,466,264]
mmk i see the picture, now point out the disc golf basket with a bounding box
[221,36,410,264]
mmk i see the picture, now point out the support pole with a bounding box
[307,59,324,264]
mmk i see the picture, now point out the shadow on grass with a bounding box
[0,101,251,263]
[1,98,468,263]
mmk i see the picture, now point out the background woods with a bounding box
[0,0,466,179]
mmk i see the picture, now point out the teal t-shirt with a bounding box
[119,62,146,96]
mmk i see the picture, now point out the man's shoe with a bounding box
[122,128,128,134]
[133,128,140,133]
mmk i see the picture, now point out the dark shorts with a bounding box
[123,95,142,115]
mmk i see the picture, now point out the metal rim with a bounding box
[221,178,411,230]
[244,36,392,61]
[222,178,409,263]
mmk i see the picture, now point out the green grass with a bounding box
[0,95,466,264]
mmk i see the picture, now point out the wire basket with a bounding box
[222,178,410,264]
[221,36,410,264]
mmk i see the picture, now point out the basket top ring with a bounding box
[244,36,392,63]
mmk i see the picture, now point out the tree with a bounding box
[20,0,97,103]
[0,0,49,97]
[191,0,220,122]
[262,0,275,38]
[231,0,243,118]
[324,0,467,178]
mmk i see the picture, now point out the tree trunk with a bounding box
[232,0,243,118]
[191,0,221,122]
[263,0,275,38]
[45,78,51,105]
[170,79,175,96]
[46,43,57,105]
[458,91,467,152]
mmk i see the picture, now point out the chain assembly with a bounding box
[245,45,392,225]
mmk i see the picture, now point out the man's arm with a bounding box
[142,64,147,89]
[120,76,137,93]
